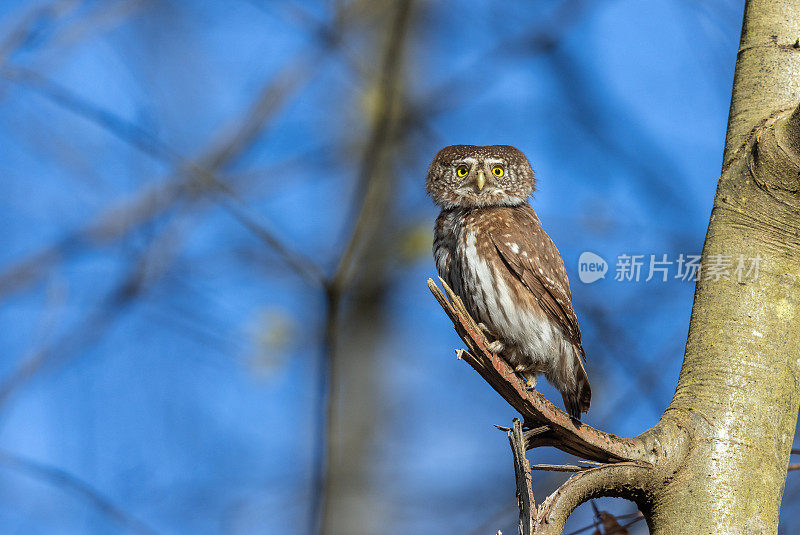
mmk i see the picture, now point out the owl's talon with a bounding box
[477,323,504,353]
[477,322,495,337]
[522,374,536,390]
[486,340,504,353]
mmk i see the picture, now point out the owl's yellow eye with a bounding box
[492,166,504,177]
[456,165,469,177]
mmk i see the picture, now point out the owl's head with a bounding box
[425,144,536,209]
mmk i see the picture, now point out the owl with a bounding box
[427,145,591,419]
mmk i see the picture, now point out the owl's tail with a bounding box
[562,347,591,420]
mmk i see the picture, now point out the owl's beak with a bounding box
[476,170,486,191]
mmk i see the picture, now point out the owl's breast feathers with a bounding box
[434,203,584,359]
[434,202,590,418]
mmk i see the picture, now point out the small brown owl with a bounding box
[427,144,591,419]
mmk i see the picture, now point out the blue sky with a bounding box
[1,1,794,534]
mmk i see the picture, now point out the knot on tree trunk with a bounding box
[750,103,800,196]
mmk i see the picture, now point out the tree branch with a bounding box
[218,198,326,287]
[0,449,160,535]
[430,277,665,532]
[508,418,534,535]
[428,278,651,464]
[532,463,653,534]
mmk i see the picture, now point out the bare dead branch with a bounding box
[508,418,534,535]
[428,278,650,464]
[429,277,663,531]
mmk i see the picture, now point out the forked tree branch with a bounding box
[428,277,657,533]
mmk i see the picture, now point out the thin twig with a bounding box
[0,218,189,407]
[1,65,185,165]
[525,426,550,439]
[0,49,322,300]
[218,198,326,287]
[0,450,160,535]
[0,0,81,67]
[529,464,588,473]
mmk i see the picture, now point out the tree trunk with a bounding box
[648,1,800,532]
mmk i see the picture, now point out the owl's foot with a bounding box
[486,340,505,353]
[478,323,505,353]
[522,373,537,390]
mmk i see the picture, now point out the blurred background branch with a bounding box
[0,449,160,535]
